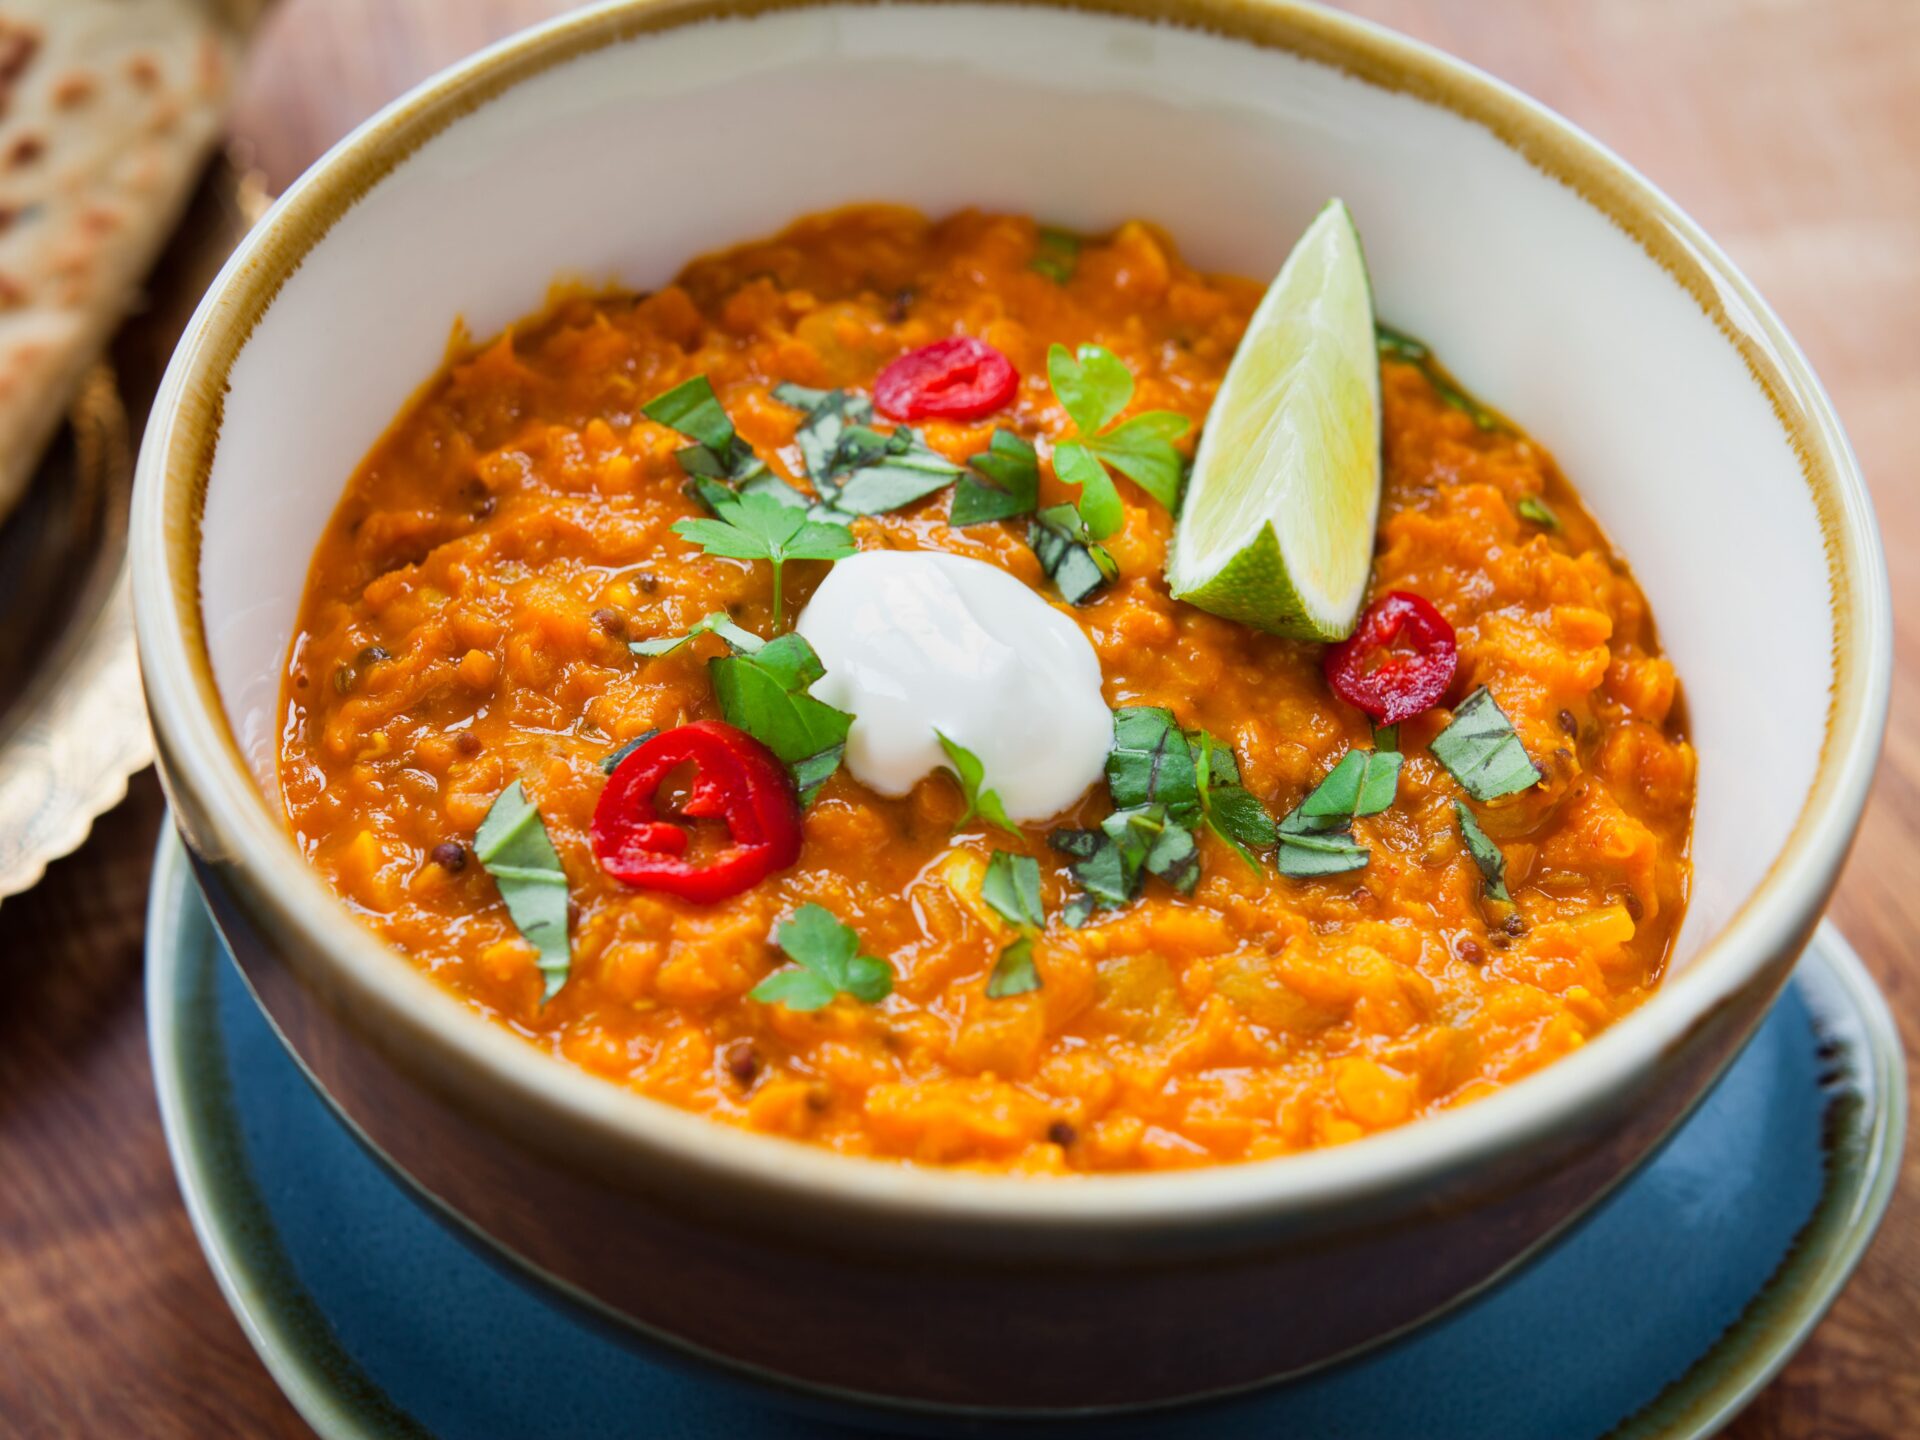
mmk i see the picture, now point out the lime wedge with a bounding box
[1167,199,1381,641]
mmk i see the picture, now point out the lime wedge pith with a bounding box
[1167,199,1381,642]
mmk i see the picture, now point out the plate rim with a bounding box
[146,828,1907,1440]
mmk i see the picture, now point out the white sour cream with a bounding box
[795,551,1109,822]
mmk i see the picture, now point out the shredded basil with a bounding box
[473,782,571,1002]
[1030,226,1081,284]
[1106,707,1200,813]
[1431,687,1542,801]
[774,384,962,516]
[1454,799,1512,903]
[1375,323,1507,433]
[952,430,1040,526]
[643,375,771,489]
[1517,495,1561,530]
[629,612,764,658]
[600,729,659,774]
[987,936,1042,997]
[1028,504,1118,605]
[982,851,1045,931]
[1299,748,1403,823]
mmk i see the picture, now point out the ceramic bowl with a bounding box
[131,0,1890,1416]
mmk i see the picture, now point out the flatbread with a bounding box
[0,0,241,522]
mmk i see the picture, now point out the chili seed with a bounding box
[1502,913,1526,936]
[332,665,356,694]
[635,572,660,595]
[1489,933,1511,951]
[454,731,482,757]
[430,841,466,873]
[1456,937,1484,965]
[356,644,392,667]
[1047,1121,1077,1149]
[591,607,627,638]
[723,1041,759,1087]
[1557,708,1578,737]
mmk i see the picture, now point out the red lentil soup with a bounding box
[279,207,1694,1174]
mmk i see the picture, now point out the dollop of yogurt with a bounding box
[795,551,1109,822]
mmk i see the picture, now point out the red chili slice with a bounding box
[873,336,1019,422]
[591,721,802,904]
[1323,591,1459,725]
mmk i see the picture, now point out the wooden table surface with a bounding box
[2,1,1914,1434]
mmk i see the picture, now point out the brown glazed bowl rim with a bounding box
[133,0,1891,1228]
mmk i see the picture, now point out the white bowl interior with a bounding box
[199,3,1835,972]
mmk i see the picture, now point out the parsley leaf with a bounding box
[936,732,1021,836]
[749,903,893,1011]
[981,851,1044,930]
[709,632,853,803]
[1106,707,1200,815]
[629,611,765,658]
[1516,495,1561,530]
[673,490,856,629]
[952,430,1039,526]
[600,729,659,774]
[1046,343,1191,534]
[473,782,571,1002]
[643,375,772,491]
[774,384,962,516]
[1431,688,1542,801]
[1028,504,1118,605]
[1454,800,1512,903]
[1031,226,1080,284]
[987,936,1042,998]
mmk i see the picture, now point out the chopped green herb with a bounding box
[600,729,659,774]
[1299,747,1403,823]
[643,375,769,487]
[987,936,1042,997]
[1276,827,1371,878]
[1375,323,1507,432]
[952,429,1040,527]
[673,490,856,629]
[1454,800,1512,903]
[1061,893,1096,929]
[1517,495,1561,530]
[1030,226,1081,284]
[1205,784,1279,864]
[1046,343,1191,531]
[1431,687,1542,801]
[981,851,1045,931]
[1106,707,1200,814]
[1050,825,1135,909]
[936,732,1021,836]
[629,611,765,658]
[709,631,853,802]
[473,782,571,1002]
[774,384,962,515]
[1373,724,1400,753]
[1027,503,1118,605]
[749,903,893,1011]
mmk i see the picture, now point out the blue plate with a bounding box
[147,832,1904,1439]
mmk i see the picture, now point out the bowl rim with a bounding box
[133,0,1892,1227]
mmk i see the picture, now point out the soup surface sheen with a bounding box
[280,207,1694,1174]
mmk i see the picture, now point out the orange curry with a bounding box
[279,207,1694,1173]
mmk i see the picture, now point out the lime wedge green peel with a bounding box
[1167,199,1382,642]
